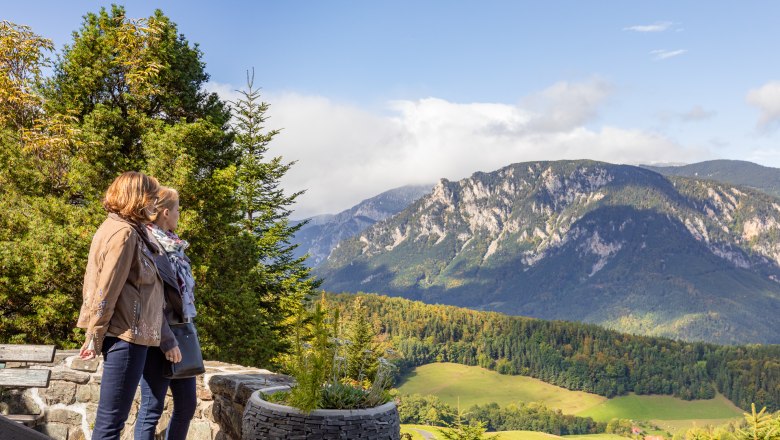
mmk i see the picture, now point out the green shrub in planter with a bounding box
[283,295,397,413]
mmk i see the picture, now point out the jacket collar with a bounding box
[107,213,162,255]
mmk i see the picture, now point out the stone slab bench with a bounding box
[0,343,56,434]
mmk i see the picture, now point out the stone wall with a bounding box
[0,350,292,440]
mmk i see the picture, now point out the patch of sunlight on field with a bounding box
[397,362,606,413]
[562,435,629,439]
[485,431,565,439]
[402,425,568,439]
[650,416,743,433]
[400,425,445,440]
[400,424,428,440]
[576,393,743,422]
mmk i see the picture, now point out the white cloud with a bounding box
[623,21,674,32]
[746,81,780,130]
[521,78,613,132]
[206,80,708,218]
[650,49,687,60]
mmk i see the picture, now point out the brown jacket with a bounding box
[77,214,165,350]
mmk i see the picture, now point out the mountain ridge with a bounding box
[317,160,780,344]
[291,184,432,265]
[643,159,780,198]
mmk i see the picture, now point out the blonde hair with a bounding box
[155,186,179,211]
[103,171,160,223]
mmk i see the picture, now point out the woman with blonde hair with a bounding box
[77,171,174,440]
[135,186,198,440]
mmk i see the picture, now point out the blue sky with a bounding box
[6,1,780,217]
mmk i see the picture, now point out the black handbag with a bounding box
[164,321,205,379]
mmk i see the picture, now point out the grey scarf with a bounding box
[147,224,197,319]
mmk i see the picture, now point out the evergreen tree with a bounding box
[228,69,319,363]
[440,401,489,440]
[344,296,379,382]
[738,404,778,440]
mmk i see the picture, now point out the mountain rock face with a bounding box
[292,185,432,265]
[317,160,780,344]
[644,159,780,198]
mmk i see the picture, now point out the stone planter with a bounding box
[242,386,401,440]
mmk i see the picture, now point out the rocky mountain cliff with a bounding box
[291,185,432,265]
[317,160,780,344]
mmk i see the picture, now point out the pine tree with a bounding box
[738,404,777,440]
[229,69,319,363]
[344,296,379,382]
[440,399,489,440]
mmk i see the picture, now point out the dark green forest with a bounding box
[328,293,780,412]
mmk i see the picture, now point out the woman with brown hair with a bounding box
[77,171,173,440]
[135,186,198,440]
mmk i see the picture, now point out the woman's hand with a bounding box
[165,346,182,363]
[79,348,96,360]
[80,338,96,360]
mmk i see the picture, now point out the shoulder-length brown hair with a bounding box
[103,171,160,223]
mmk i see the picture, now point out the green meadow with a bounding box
[561,436,629,440]
[397,362,606,413]
[486,432,623,440]
[401,425,630,439]
[398,362,745,433]
[399,425,428,440]
[577,392,743,421]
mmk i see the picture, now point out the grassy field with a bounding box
[401,425,629,439]
[487,432,625,439]
[398,362,747,435]
[577,393,743,422]
[484,431,564,439]
[397,362,606,413]
[400,425,428,440]
[561,435,629,440]
[647,417,742,434]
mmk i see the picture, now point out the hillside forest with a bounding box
[327,293,780,413]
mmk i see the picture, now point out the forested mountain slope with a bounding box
[328,293,780,412]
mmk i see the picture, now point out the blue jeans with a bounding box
[134,346,197,440]
[92,337,148,440]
